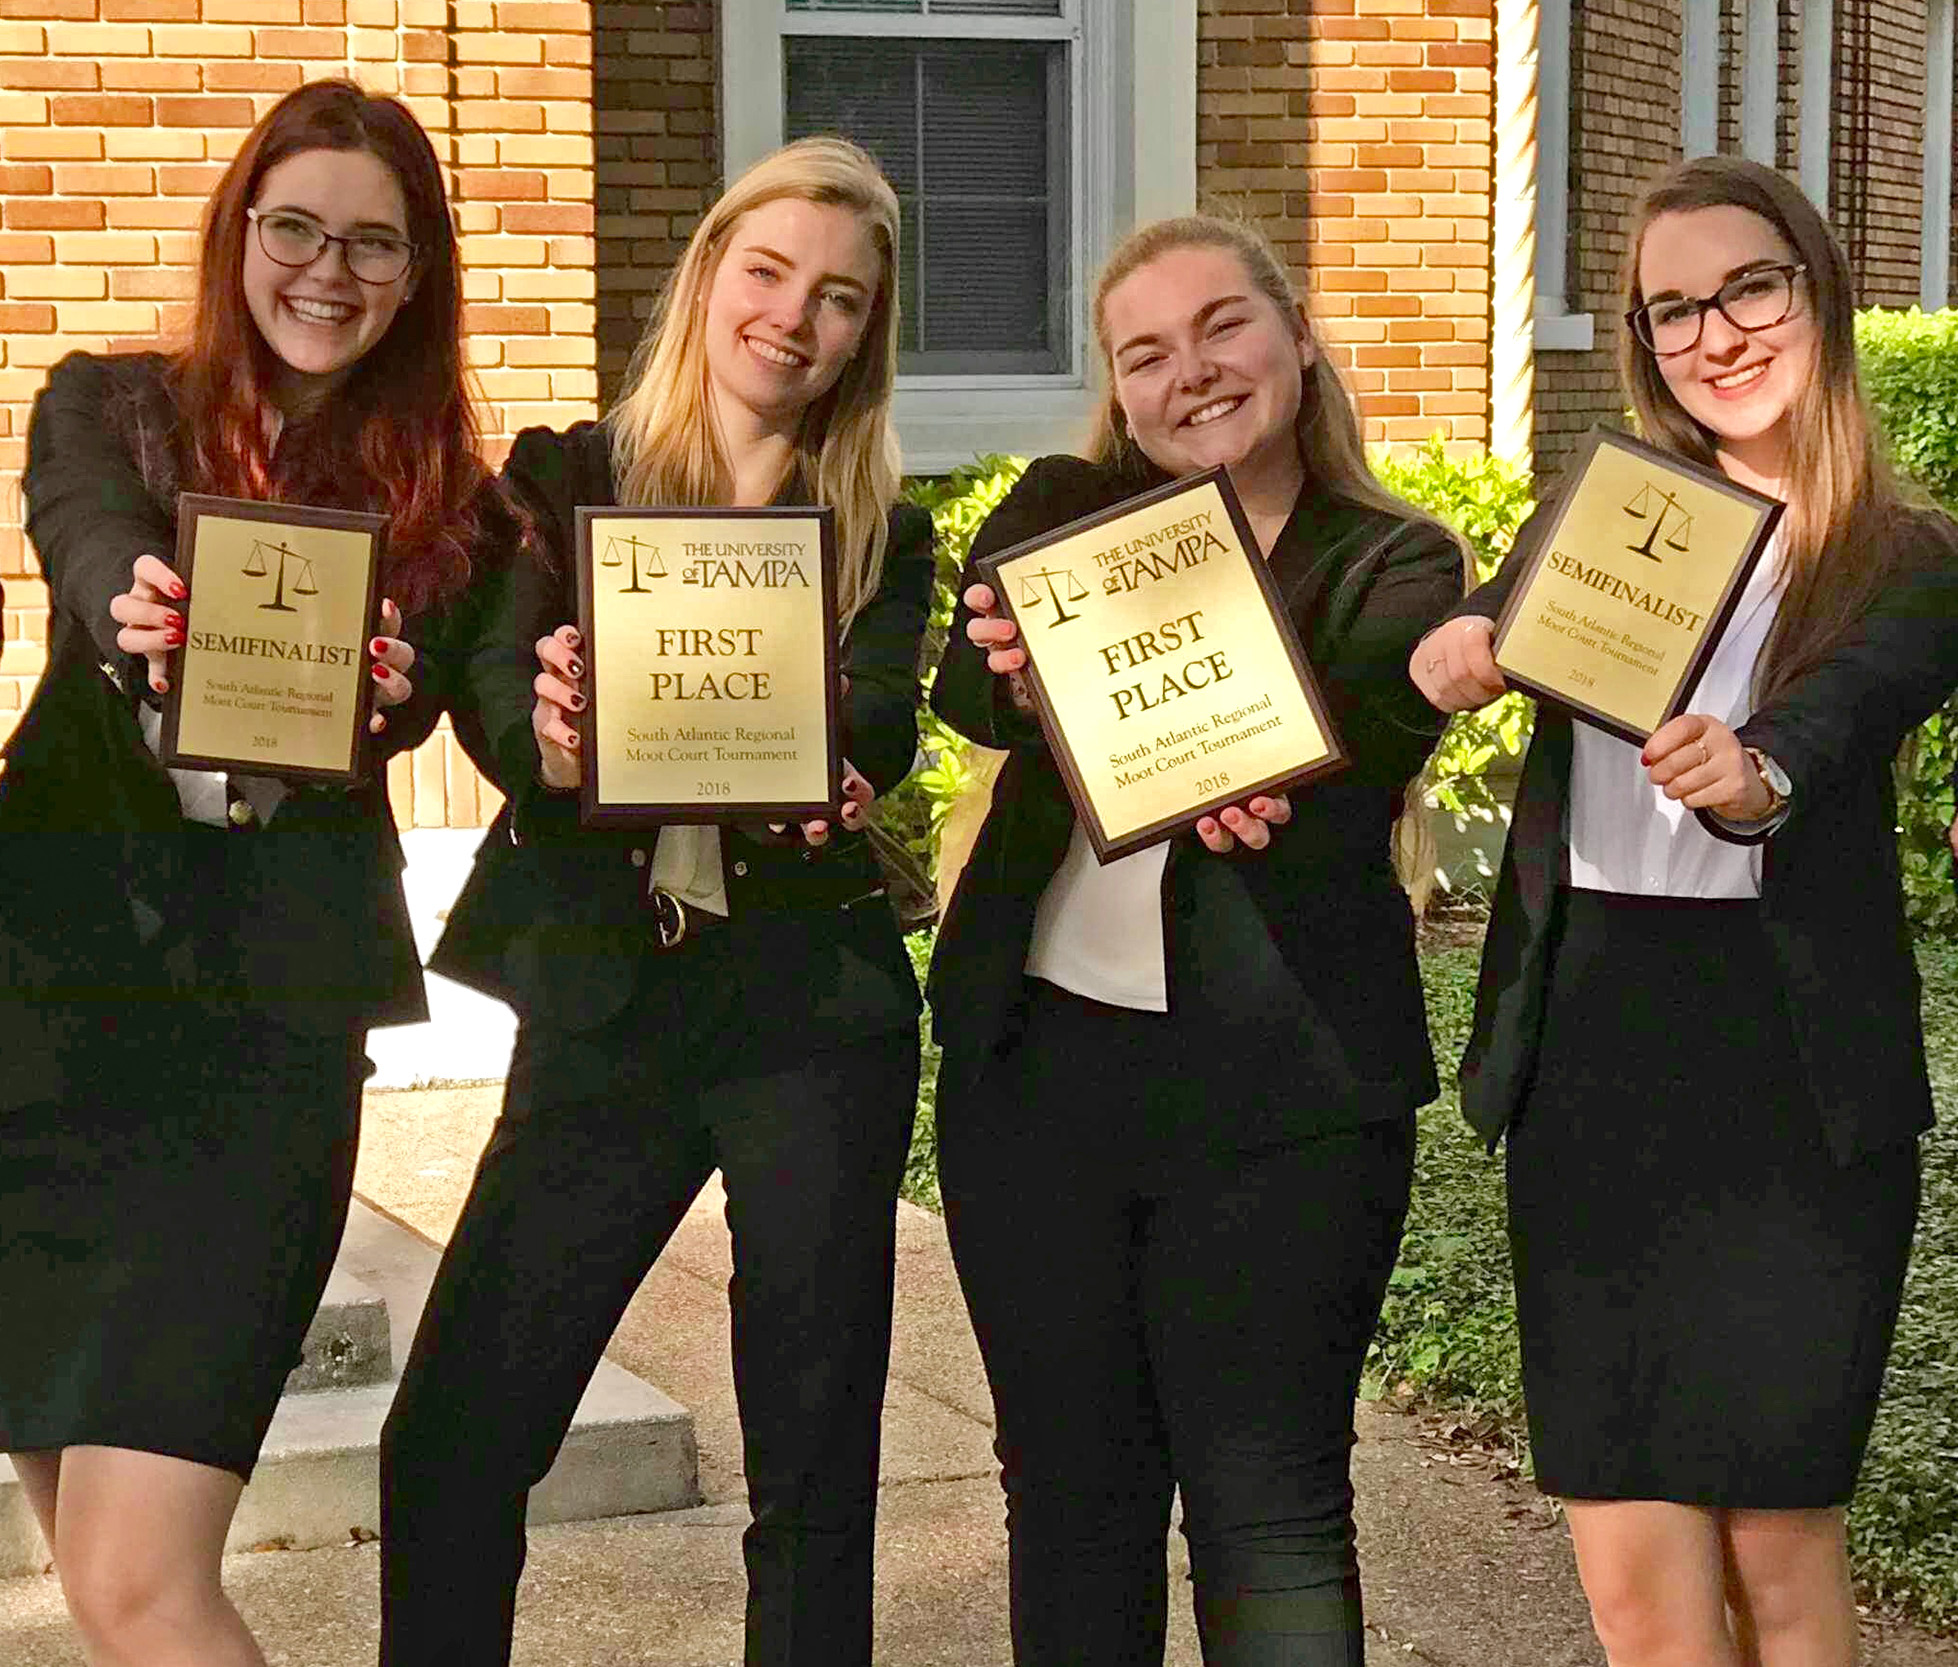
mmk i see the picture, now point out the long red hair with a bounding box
[170,80,484,616]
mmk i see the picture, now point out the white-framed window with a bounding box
[722,0,1197,471]
[1532,0,1593,351]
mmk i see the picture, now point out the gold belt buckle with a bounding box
[650,886,689,949]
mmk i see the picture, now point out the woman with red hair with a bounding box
[0,80,511,1666]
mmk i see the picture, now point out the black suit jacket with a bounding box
[2,351,503,1107]
[428,422,934,1042]
[927,454,1466,1137]
[1449,500,1958,1164]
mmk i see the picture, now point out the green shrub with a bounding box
[1860,308,1958,512]
[1373,438,1538,886]
[872,457,1027,911]
[1862,310,1958,938]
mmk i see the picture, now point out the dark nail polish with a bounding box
[565,630,582,648]
[565,731,580,748]
[567,693,586,711]
[567,660,584,679]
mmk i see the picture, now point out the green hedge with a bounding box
[1863,309,1958,938]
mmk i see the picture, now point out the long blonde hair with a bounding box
[607,137,902,628]
[1620,156,1951,703]
[1085,214,1462,564]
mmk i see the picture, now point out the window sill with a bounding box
[1534,309,1597,353]
[894,379,1096,474]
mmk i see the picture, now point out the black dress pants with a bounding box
[939,980,1413,1667]
[378,954,919,1667]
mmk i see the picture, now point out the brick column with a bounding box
[1198,0,1494,454]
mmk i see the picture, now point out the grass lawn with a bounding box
[899,931,1958,1630]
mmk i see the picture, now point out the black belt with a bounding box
[643,885,730,949]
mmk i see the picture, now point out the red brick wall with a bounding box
[0,1,599,828]
[1196,0,1493,451]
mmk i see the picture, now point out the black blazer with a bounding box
[928,454,1466,1137]
[428,421,935,1042]
[1449,500,1958,1164]
[2,351,502,1106]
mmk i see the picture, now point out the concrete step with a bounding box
[287,1266,392,1394]
[0,1197,700,1574]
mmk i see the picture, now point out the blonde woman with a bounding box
[930,215,1465,1666]
[378,138,935,1666]
[1412,157,1958,1666]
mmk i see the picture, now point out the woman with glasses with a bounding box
[1411,157,1958,1667]
[376,137,933,1667]
[2,81,512,1667]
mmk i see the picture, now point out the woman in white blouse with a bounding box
[931,214,1465,1666]
[1412,157,1958,1667]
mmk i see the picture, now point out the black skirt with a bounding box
[1505,888,1919,1508]
[0,1006,366,1480]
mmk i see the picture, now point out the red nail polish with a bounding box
[370,637,388,656]
[169,583,187,600]
[372,662,389,681]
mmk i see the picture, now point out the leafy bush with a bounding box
[1862,310,1958,937]
[1860,308,1958,512]
[1373,439,1537,892]
[871,457,1026,913]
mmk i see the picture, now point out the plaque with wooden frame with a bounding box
[576,506,842,830]
[160,494,385,785]
[1490,427,1784,745]
[976,468,1347,864]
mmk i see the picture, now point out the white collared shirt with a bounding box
[648,823,730,916]
[1023,820,1170,1010]
[1567,532,1788,898]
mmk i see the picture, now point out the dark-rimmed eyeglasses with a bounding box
[1626,263,1808,356]
[247,208,416,285]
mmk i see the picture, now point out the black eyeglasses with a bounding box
[1626,263,1808,356]
[247,208,416,285]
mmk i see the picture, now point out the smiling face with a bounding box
[242,145,416,412]
[1636,204,1817,485]
[699,196,883,439]
[1101,244,1313,482]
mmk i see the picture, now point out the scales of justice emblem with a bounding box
[1622,481,1694,562]
[242,538,319,612]
[1016,563,1089,627]
[601,533,667,593]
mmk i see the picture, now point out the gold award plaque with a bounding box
[162,494,384,782]
[978,469,1345,863]
[578,507,840,828]
[1492,428,1783,743]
